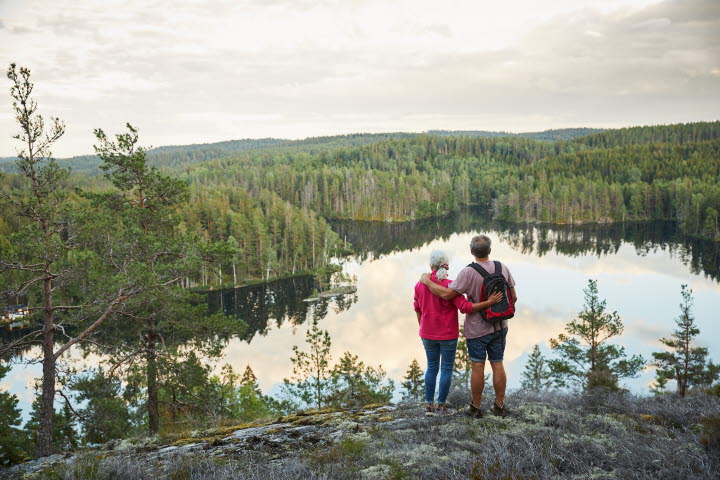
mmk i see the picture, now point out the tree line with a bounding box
[172,122,720,240]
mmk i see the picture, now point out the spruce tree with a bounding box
[0,364,29,464]
[453,327,472,389]
[401,359,424,402]
[241,365,261,394]
[652,285,719,396]
[70,369,133,444]
[328,352,394,408]
[521,344,553,391]
[549,279,644,390]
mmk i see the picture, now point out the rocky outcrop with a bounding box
[4,391,720,480]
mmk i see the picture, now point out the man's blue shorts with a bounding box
[467,327,508,363]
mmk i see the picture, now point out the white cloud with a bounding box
[0,0,718,156]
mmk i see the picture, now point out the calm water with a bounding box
[207,211,720,397]
[4,211,720,417]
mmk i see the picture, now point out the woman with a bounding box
[413,250,502,415]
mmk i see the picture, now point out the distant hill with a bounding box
[0,128,604,175]
[0,138,288,175]
[427,127,605,141]
[571,121,720,148]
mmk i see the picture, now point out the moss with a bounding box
[377,416,393,422]
[698,416,720,453]
[296,407,341,416]
[308,436,368,470]
[363,403,386,410]
[379,458,411,480]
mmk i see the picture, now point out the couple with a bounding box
[413,234,517,418]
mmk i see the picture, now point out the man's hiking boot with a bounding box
[491,401,509,417]
[425,404,436,417]
[465,403,483,418]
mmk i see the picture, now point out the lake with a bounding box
[4,210,720,417]
[206,210,720,398]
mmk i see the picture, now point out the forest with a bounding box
[1,65,719,465]
[2,117,719,292]
[150,121,718,244]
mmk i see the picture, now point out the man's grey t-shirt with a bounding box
[448,261,516,340]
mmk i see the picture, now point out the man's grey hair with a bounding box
[429,250,450,281]
[470,235,491,258]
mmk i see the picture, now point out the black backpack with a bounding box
[467,261,515,329]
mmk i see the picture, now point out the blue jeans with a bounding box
[421,337,458,404]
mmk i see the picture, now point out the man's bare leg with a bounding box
[470,361,486,408]
[489,361,507,407]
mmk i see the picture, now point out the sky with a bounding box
[0,0,718,157]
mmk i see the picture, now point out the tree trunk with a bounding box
[146,325,160,434]
[37,276,55,457]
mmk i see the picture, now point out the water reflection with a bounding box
[333,211,720,281]
[4,211,720,416]
[205,275,358,343]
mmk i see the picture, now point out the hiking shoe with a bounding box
[464,403,483,418]
[436,404,451,415]
[425,404,437,417]
[490,401,509,417]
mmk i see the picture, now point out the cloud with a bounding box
[0,0,718,156]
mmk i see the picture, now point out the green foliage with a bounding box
[24,397,79,454]
[0,363,30,465]
[521,344,554,391]
[652,285,720,396]
[283,321,394,410]
[453,327,472,389]
[283,318,333,409]
[70,369,133,444]
[401,359,424,402]
[327,352,394,408]
[85,124,246,435]
[548,279,644,390]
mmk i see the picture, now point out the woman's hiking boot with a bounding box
[425,404,436,417]
[464,403,483,418]
[436,404,451,415]
[491,401,509,417]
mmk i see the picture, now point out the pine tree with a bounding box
[401,359,424,402]
[0,64,151,456]
[548,279,644,390]
[89,124,242,435]
[283,317,333,409]
[652,285,719,396]
[521,344,553,391]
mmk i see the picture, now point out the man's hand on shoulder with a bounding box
[420,272,431,285]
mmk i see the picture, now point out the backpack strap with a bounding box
[467,262,490,279]
[494,261,502,278]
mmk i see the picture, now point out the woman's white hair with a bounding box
[429,250,450,281]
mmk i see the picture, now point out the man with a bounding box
[420,234,517,417]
